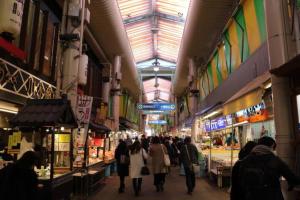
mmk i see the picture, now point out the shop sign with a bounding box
[137,103,175,111]
[210,117,227,131]
[204,120,211,132]
[148,120,167,125]
[77,95,93,124]
[235,102,269,123]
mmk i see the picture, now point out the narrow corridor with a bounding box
[89,167,228,200]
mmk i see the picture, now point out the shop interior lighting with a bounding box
[202,109,222,119]
[226,121,249,128]
[46,129,49,132]
[60,127,65,131]
[264,82,272,89]
[0,108,18,114]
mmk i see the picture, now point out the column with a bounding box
[265,1,296,198]
[61,0,84,111]
[112,56,121,131]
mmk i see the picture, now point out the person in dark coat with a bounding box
[141,134,149,153]
[180,136,199,195]
[0,151,39,200]
[115,140,130,193]
[238,137,300,200]
[230,141,257,200]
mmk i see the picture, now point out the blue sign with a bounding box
[148,120,167,125]
[137,103,175,111]
[204,120,211,132]
[210,117,227,131]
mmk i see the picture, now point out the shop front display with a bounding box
[9,97,77,200]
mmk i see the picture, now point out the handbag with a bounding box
[185,145,200,174]
[161,144,171,167]
[140,150,150,175]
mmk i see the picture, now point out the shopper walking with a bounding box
[141,134,150,153]
[149,136,168,192]
[0,151,39,200]
[239,137,300,200]
[230,141,257,200]
[180,136,199,195]
[115,140,130,193]
[129,140,148,196]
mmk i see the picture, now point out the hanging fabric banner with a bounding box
[77,95,93,124]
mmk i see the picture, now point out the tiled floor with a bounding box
[88,167,229,200]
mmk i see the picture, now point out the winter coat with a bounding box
[180,144,199,168]
[238,145,300,200]
[129,149,148,178]
[230,160,242,200]
[0,164,38,200]
[149,144,168,174]
[115,144,129,177]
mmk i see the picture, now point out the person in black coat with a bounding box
[115,140,130,193]
[238,137,300,200]
[180,137,199,195]
[230,141,257,200]
[0,151,39,200]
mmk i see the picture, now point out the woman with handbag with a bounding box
[149,136,169,192]
[129,140,148,196]
[180,136,199,195]
[115,140,130,193]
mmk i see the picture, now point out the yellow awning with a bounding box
[223,72,270,115]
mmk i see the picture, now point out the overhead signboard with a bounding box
[143,110,171,115]
[137,103,175,111]
[148,120,167,125]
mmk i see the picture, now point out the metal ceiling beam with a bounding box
[124,11,185,25]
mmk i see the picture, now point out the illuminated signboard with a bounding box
[137,103,175,111]
[148,120,167,125]
[210,117,226,131]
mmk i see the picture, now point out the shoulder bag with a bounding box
[185,145,200,174]
[140,149,150,175]
[161,144,171,167]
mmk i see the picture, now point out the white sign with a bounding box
[77,95,93,124]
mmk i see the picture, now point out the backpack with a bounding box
[239,156,274,199]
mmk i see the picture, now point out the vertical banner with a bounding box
[77,95,93,124]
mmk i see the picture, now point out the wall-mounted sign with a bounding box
[235,102,269,123]
[210,117,227,131]
[137,103,175,111]
[204,120,211,132]
[148,120,167,125]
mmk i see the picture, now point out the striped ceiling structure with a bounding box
[117,0,190,102]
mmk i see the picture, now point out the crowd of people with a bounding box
[1,133,299,199]
[114,135,200,196]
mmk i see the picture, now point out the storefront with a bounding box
[9,97,77,200]
[194,73,274,187]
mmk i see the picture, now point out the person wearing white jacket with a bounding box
[129,140,148,196]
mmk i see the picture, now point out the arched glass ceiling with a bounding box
[117,0,190,102]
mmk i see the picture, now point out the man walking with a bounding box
[180,137,199,195]
[238,136,300,200]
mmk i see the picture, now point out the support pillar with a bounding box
[61,0,85,112]
[112,56,121,131]
[265,1,297,198]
